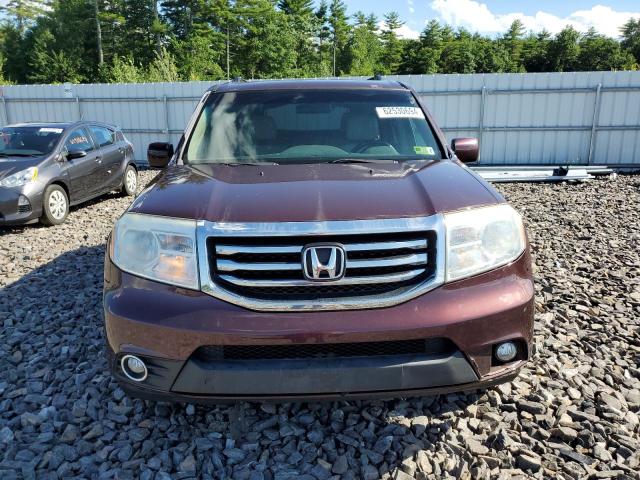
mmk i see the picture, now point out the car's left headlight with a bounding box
[111,213,199,289]
[0,167,38,188]
[444,204,526,282]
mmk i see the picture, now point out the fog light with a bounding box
[120,355,147,382]
[495,341,518,363]
[18,195,30,206]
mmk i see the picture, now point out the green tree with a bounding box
[380,11,404,74]
[315,0,332,76]
[328,0,350,76]
[0,24,29,82]
[107,55,145,82]
[439,29,476,73]
[473,34,510,72]
[122,0,167,66]
[146,46,180,81]
[522,30,551,72]
[1,0,50,33]
[621,18,640,66]
[233,0,297,79]
[173,35,225,80]
[577,28,636,71]
[26,28,84,83]
[500,19,525,72]
[347,11,381,76]
[278,0,318,76]
[548,26,580,72]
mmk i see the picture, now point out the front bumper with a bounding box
[0,186,41,225]
[104,249,534,401]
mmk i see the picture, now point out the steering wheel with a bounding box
[352,140,394,153]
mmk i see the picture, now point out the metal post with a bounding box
[587,83,602,165]
[1,97,9,125]
[163,95,170,142]
[75,96,82,120]
[478,86,486,164]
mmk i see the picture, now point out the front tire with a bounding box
[41,185,69,226]
[121,165,137,196]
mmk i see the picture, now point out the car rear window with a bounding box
[90,126,115,147]
[185,89,443,164]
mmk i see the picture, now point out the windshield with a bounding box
[0,126,63,157]
[185,89,443,164]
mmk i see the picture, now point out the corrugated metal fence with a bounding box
[1,71,639,166]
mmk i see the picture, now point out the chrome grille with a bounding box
[197,216,446,311]
[207,232,435,300]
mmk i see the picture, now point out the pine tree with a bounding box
[278,0,317,76]
[548,26,580,72]
[522,30,551,72]
[380,11,403,74]
[315,0,332,76]
[621,18,640,66]
[500,19,525,72]
[328,0,349,76]
[577,28,636,71]
[1,0,50,33]
[347,11,381,76]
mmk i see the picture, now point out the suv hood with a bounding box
[129,160,501,223]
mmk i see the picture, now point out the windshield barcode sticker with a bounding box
[376,106,424,119]
[39,128,63,134]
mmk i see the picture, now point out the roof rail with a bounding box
[368,74,384,81]
[232,76,247,83]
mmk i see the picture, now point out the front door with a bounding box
[63,127,101,202]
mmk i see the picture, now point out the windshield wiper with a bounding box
[1,152,41,157]
[328,158,397,164]
[216,162,279,166]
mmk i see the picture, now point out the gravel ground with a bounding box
[0,171,639,480]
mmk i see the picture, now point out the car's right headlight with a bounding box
[444,204,526,282]
[111,213,199,289]
[0,167,38,188]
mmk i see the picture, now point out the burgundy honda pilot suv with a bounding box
[103,79,534,402]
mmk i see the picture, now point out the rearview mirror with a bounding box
[67,150,87,160]
[148,142,174,169]
[451,138,479,164]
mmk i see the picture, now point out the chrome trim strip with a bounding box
[217,269,425,287]
[215,239,427,255]
[217,259,300,272]
[197,215,445,312]
[345,239,427,252]
[347,253,428,269]
[216,244,302,255]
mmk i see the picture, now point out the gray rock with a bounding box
[517,454,541,473]
[331,455,348,475]
[373,435,394,454]
[179,454,196,473]
[517,400,546,415]
[0,427,14,444]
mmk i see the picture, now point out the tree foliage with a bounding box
[0,0,638,84]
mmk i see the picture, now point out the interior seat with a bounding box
[340,112,381,152]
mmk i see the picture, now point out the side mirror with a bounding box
[451,138,479,164]
[67,150,87,160]
[148,142,174,169]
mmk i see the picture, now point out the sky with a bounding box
[338,0,640,39]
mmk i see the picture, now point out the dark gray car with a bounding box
[0,121,137,226]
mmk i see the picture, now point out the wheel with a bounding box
[121,165,137,196]
[40,185,69,226]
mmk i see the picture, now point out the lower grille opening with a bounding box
[193,338,456,362]
[18,204,32,214]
